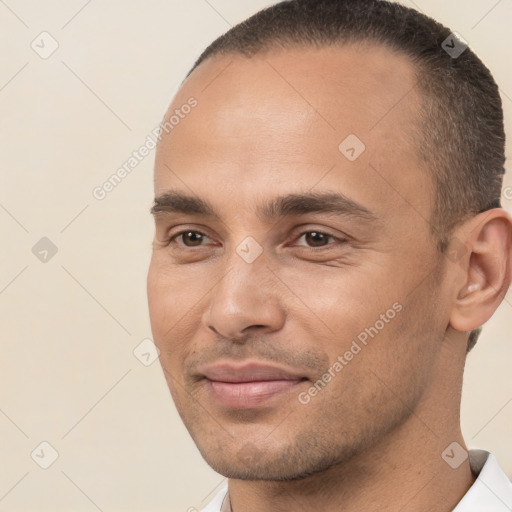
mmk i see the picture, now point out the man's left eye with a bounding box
[293,231,340,248]
[171,230,210,247]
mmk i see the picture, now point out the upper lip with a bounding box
[200,362,307,383]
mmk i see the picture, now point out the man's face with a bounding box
[147,44,453,479]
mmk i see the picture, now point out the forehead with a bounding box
[154,43,431,223]
[170,42,420,133]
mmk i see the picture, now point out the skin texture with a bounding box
[147,43,512,512]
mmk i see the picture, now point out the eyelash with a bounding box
[166,229,344,249]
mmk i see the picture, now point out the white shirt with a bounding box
[200,449,512,512]
[453,450,512,511]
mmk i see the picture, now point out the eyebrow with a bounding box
[150,190,378,223]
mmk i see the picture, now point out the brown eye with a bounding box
[175,231,207,247]
[296,231,335,248]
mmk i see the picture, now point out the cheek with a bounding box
[147,261,187,361]
[295,271,426,389]
[147,259,211,370]
[148,259,197,327]
[277,264,397,350]
[305,309,430,431]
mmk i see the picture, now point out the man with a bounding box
[147,0,512,510]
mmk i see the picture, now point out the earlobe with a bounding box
[449,209,512,333]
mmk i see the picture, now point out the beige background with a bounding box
[0,1,511,511]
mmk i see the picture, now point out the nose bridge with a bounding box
[213,242,272,313]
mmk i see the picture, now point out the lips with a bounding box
[200,362,308,409]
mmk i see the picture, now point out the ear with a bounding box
[449,208,512,333]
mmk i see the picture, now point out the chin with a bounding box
[196,437,356,481]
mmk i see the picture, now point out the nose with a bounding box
[202,256,286,342]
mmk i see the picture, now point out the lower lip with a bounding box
[206,379,305,408]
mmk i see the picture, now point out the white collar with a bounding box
[200,484,228,512]
[200,449,512,512]
[452,449,512,511]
